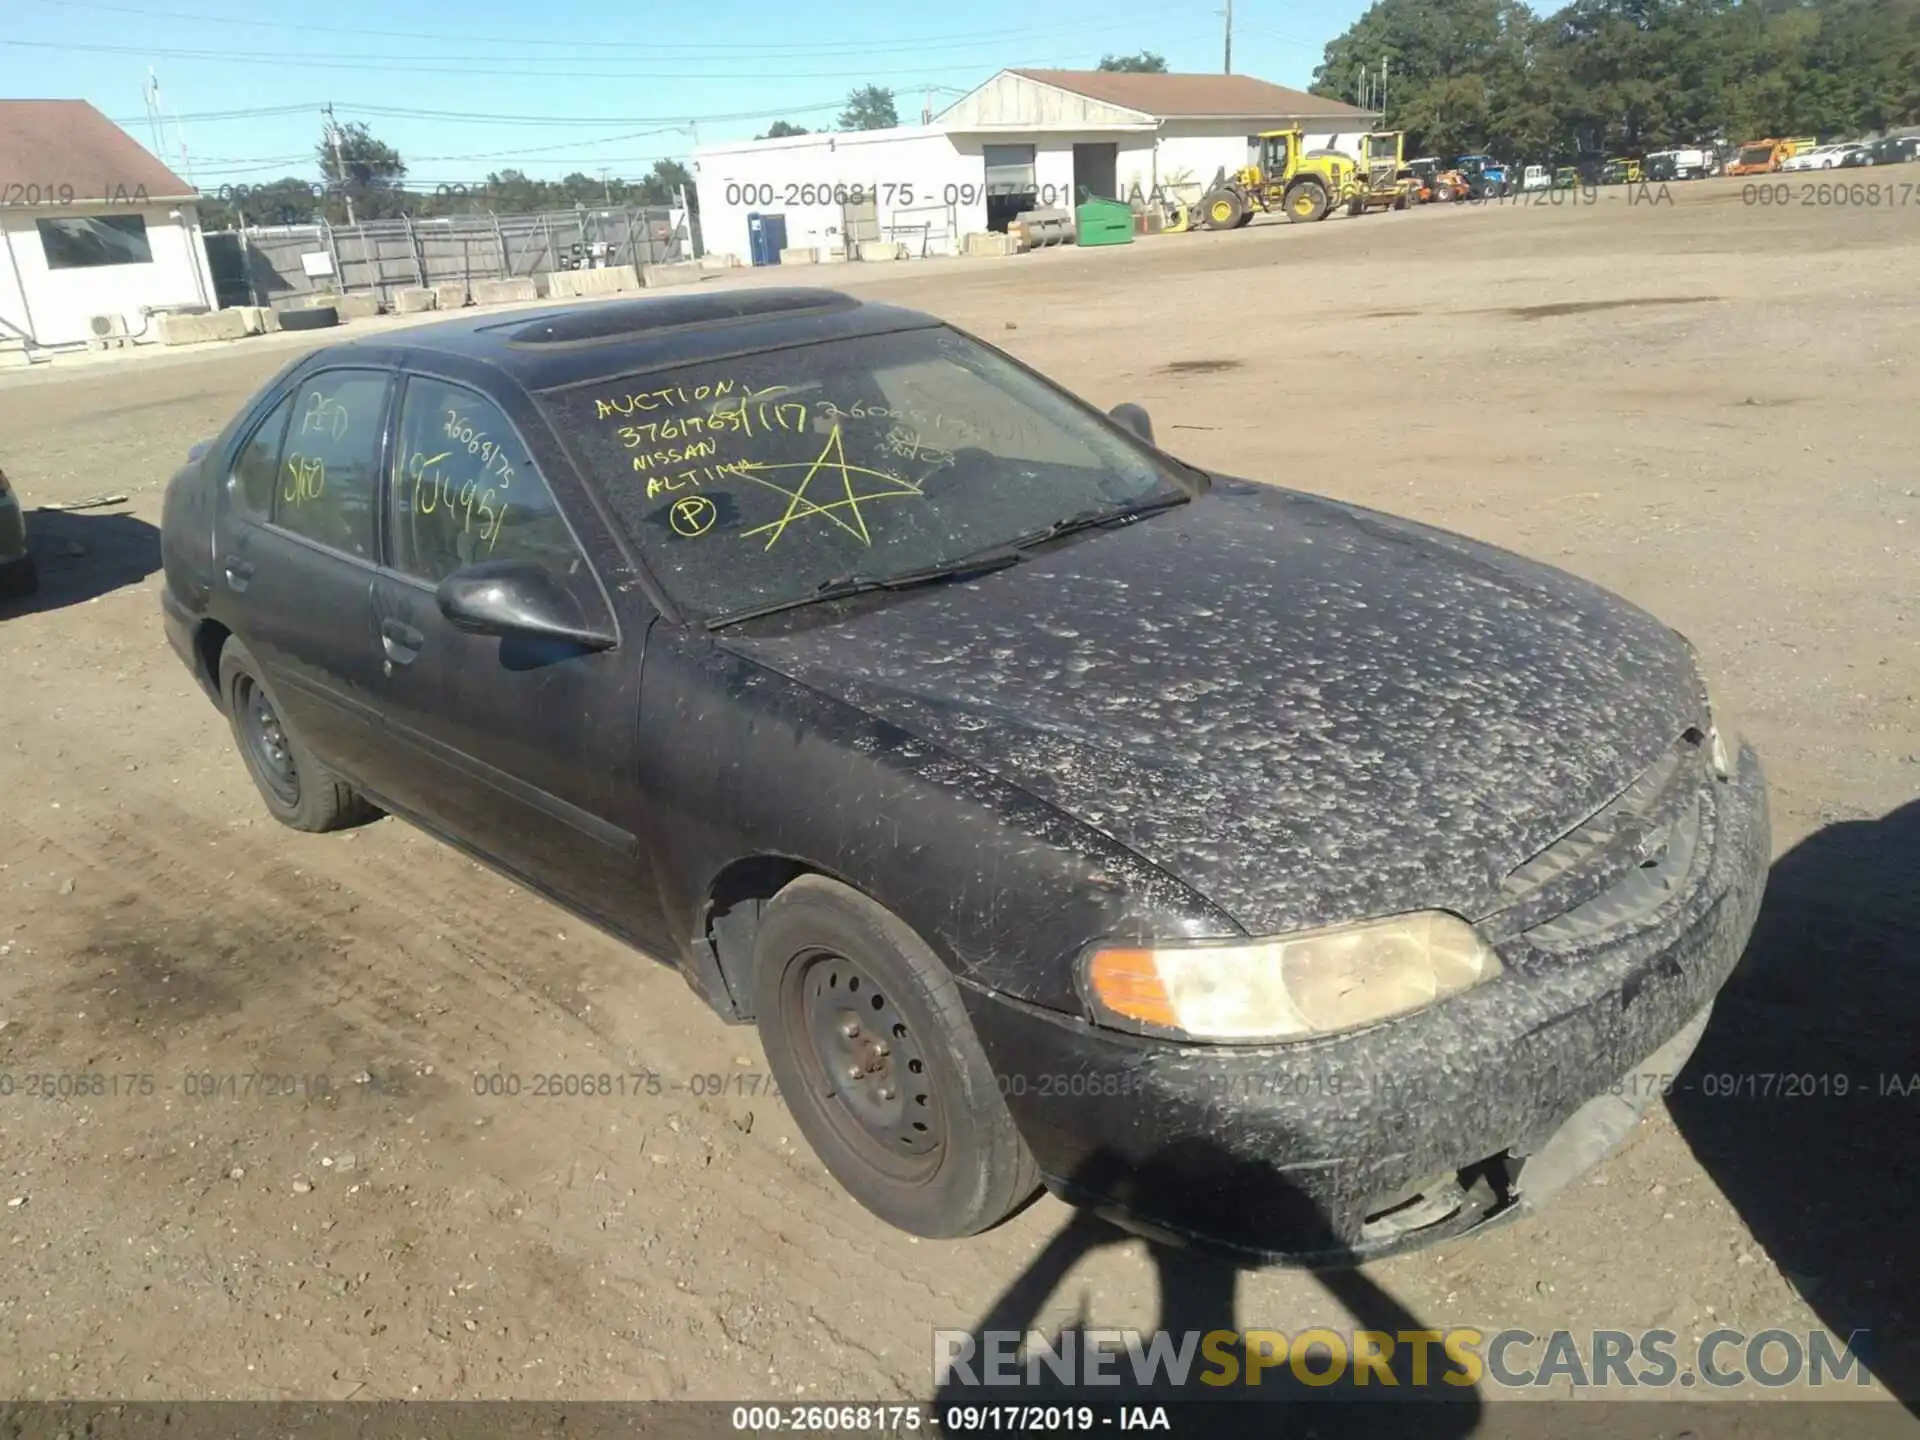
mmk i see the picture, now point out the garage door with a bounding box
[983,144,1038,196]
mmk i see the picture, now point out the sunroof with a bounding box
[503,288,856,345]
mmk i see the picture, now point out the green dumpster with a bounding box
[1074,191,1135,247]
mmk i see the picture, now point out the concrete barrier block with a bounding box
[333,292,381,319]
[155,309,251,346]
[778,247,818,265]
[638,263,704,290]
[471,277,540,305]
[548,264,641,298]
[697,254,740,270]
[962,232,1015,257]
[393,287,438,314]
[236,305,283,335]
[433,282,469,311]
[856,240,904,262]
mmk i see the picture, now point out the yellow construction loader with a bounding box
[1196,129,1360,229]
[1345,131,1419,215]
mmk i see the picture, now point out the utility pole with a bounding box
[599,167,611,204]
[143,70,164,159]
[1223,0,1233,74]
[1379,57,1389,127]
[322,103,355,225]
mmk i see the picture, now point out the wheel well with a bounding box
[196,620,232,705]
[704,856,814,1020]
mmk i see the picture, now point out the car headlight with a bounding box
[1703,681,1743,782]
[1079,911,1502,1044]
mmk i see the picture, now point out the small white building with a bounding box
[693,69,1379,263]
[0,99,218,349]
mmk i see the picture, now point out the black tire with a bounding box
[280,305,340,331]
[1347,197,1366,218]
[1434,182,1455,202]
[752,875,1039,1239]
[0,555,38,600]
[1199,188,1245,231]
[1285,182,1329,223]
[1394,192,1410,211]
[218,638,377,832]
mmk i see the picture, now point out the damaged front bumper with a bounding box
[961,742,1771,1267]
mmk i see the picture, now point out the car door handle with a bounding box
[380,618,424,666]
[223,558,254,592]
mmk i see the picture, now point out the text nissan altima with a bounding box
[159,289,1769,1264]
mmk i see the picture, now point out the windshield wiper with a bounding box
[704,548,1024,630]
[1005,489,1193,552]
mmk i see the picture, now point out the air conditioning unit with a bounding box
[88,313,130,338]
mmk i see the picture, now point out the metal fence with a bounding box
[205,205,698,310]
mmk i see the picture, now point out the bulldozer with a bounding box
[1345,130,1419,215]
[1196,128,1359,229]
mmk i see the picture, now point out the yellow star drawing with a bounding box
[736,426,924,551]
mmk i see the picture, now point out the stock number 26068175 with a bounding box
[720,181,1078,209]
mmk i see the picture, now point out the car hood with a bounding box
[719,480,1704,937]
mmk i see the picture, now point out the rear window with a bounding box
[540,326,1186,620]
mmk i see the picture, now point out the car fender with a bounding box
[636,628,1240,1019]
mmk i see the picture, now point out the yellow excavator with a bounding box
[1196,128,1361,229]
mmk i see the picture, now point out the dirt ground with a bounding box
[1,177,1915,1414]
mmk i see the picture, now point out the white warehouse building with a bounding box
[693,69,1379,264]
[0,100,218,351]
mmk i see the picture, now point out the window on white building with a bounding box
[37,214,153,269]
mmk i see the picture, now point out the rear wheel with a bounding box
[752,875,1039,1238]
[1200,188,1245,231]
[1285,182,1330,223]
[1434,182,1455,203]
[218,639,378,832]
[1347,197,1366,218]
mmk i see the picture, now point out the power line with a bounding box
[9,36,1113,79]
[108,100,847,128]
[26,0,1177,57]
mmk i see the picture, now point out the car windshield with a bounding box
[1739,145,1774,164]
[540,325,1192,621]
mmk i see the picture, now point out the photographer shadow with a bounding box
[1669,798,1920,1411]
[933,1140,1484,1438]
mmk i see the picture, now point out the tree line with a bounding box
[1311,0,1920,163]
[198,122,697,230]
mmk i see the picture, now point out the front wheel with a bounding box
[1199,188,1245,231]
[752,876,1040,1238]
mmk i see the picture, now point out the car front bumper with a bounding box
[960,743,1770,1267]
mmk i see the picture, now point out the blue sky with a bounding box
[7,0,1375,192]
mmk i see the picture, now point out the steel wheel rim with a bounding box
[237,675,299,806]
[783,947,946,1184]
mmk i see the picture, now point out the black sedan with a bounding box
[159,290,1770,1265]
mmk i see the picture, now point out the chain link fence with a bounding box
[205,205,699,310]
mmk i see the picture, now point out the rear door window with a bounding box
[272,370,391,560]
[388,376,583,586]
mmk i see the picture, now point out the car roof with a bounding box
[314,287,945,394]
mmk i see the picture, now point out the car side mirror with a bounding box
[1109,402,1154,444]
[436,560,616,651]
